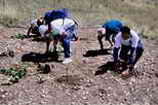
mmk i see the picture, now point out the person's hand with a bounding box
[74,36,79,41]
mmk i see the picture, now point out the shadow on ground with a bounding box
[21,52,61,63]
[55,75,84,86]
[83,49,111,57]
[95,61,115,76]
[32,37,46,42]
[95,61,129,76]
[27,34,46,42]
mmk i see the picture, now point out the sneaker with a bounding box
[62,58,72,64]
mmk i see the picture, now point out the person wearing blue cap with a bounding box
[97,20,123,50]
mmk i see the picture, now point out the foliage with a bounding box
[0,63,29,83]
[11,34,28,40]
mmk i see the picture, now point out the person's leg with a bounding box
[106,30,113,47]
[97,34,105,50]
[52,36,59,52]
[46,38,51,53]
[61,38,73,64]
[62,38,71,58]
[53,40,58,52]
[133,47,144,66]
[119,45,130,62]
[62,25,77,64]
[119,45,130,71]
[107,39,113,48]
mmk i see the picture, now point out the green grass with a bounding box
[11,33,28,40]
[0,63,29,83]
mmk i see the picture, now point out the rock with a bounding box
[36,75,46,84]
[38,64,51,74]
[155,72,158,78]
[8,50,15,57]
[1,81,12,86]
[43,64,51,74]
[71,86,81,91]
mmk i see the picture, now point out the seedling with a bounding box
[11,34,28,40]
[0,63,29,84]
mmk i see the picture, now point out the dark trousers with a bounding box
[61,25,76,58]
[98,28,118,49]
[32,26,40,35]
[119,45,144,65]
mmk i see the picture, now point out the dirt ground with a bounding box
[0,27,158,105]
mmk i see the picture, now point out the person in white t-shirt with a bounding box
[50,18,78,64]
[39,18,78,64]
[113,26,144,73]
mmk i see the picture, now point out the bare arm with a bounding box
[27,26,33,36]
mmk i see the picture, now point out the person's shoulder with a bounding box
[130,29,136,33]
[64,18,75,23]
[130,30,139,37]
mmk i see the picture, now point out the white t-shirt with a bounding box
[38,25,48,37]
[114,30,140,48]
[50,18,75,34]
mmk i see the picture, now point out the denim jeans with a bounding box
[61,25,77,58]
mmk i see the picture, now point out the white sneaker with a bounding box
[62,58,72,64]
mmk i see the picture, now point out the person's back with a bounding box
[44,8,71,25]
[50,18,75,32]
[102,20,123,32]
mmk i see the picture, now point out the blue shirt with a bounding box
[102,20,123,32]
[44,8,70,24]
